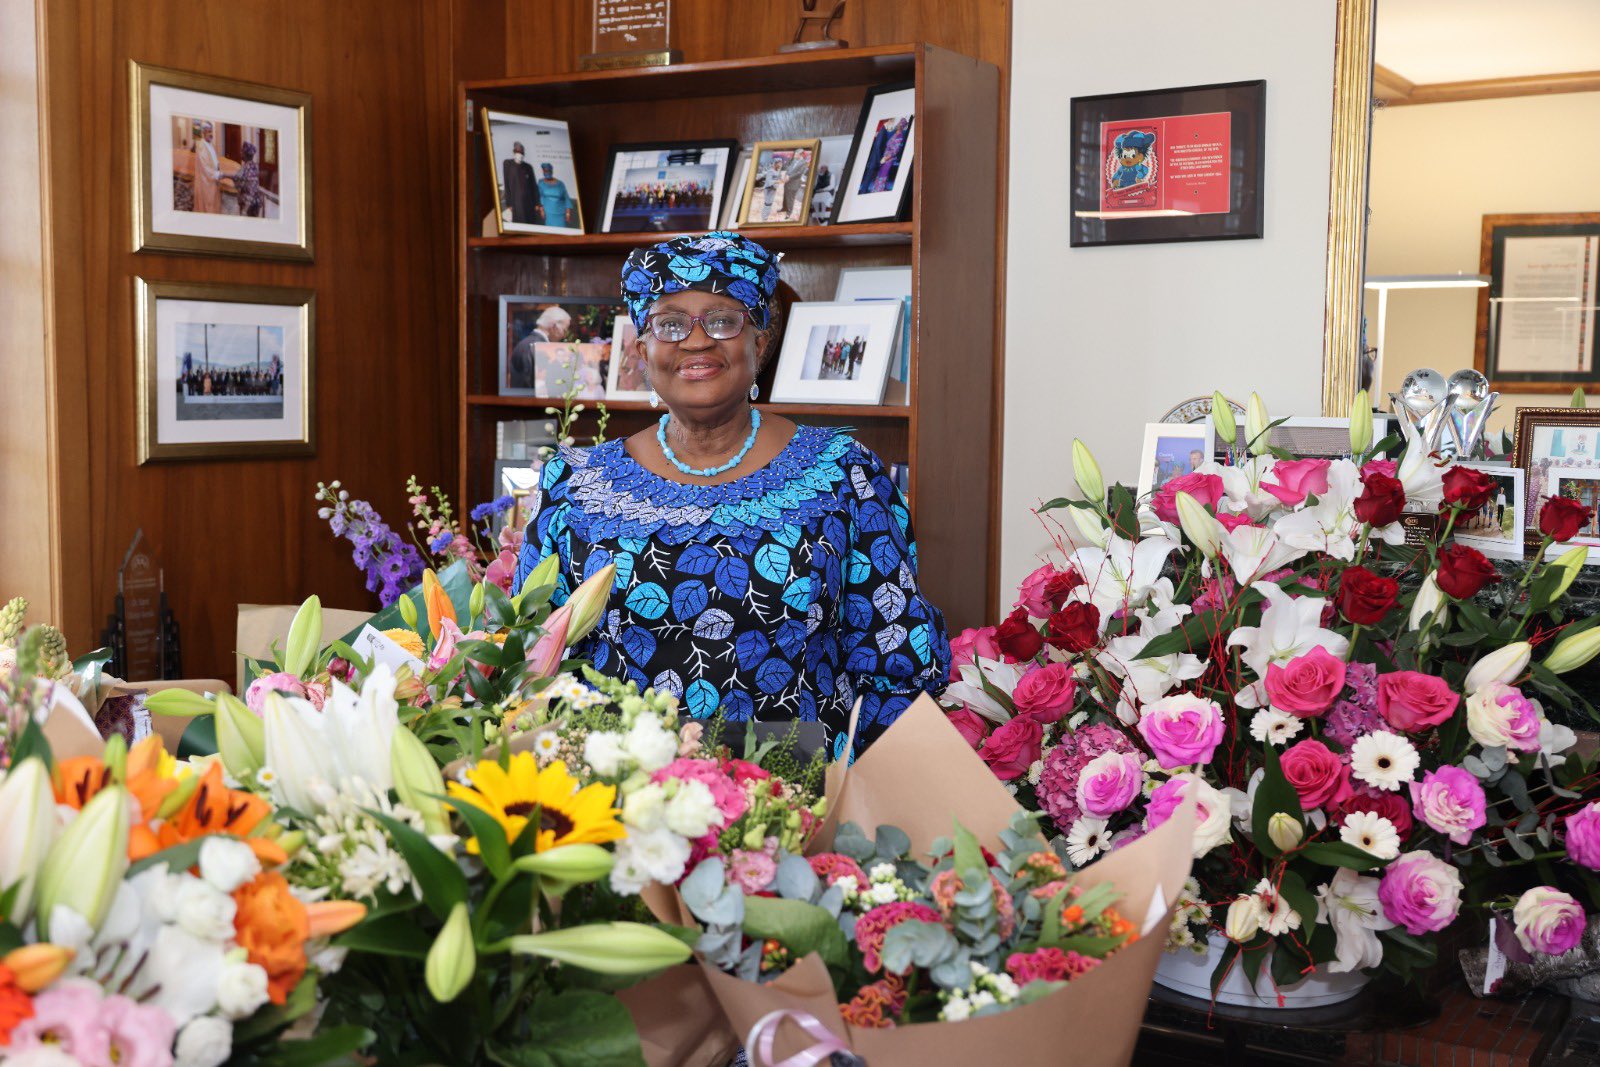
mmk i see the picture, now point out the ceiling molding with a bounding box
[1380,67,1600,106]
[1373,63,1414,103]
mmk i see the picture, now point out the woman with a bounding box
[514,231,948,757]
[235,141,264,217]
[192,121,223,214]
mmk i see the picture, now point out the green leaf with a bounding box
[442,797,512,879]
[743,897,849,970]
[1133,612,1219,661]
[1270,935,1311,990]
[1109,484,1140,540]
[333,911,433,959]
[951,821,987,882]
[255,1026,375,1067]
[1240,935,1267,990]
[128,833,219,876]
[1210,939,1243,998]
[367,810,467,921]
[1277,870,1320,943]
[8,717,53,772]
[1251,746,1303,859]
[177,713,219,759]
[486,990,646,1067]
[1299,841,1388,871]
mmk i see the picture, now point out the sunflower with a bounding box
[447,752,624,853]
[382,627,426,658]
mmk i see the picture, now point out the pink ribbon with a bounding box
[746,1009,853,1067]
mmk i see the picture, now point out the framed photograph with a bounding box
[135,279,314,463]
[769,301,903,405]
[1513,407,1600,553]
[721,146,753,228]
[496,418,556,462]
[835,266,912,383]
[497,296,623,398]
[605,315,652,401]
[1069,80,1265,247]
[835,81,915,225]
[808,134,855,226]
[482,109,583,235]
[1266,415,1396,459]
[1474,213,1600,393]
[599,139,738,234]
[1138,422,1214,498]
[1546,467,1600,563]
[129,61,312,260]
[1454,462,1524,560]
[740,140,820,227]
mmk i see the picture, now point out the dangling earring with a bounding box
[649,389,661,409]
[748,382,759,402]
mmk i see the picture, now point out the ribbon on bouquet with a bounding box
[745,1009,861,1067]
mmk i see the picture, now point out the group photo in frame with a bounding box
[833,81,916,225]
[1137,421,1214,499]
[496,295,623,399]
[599,140,738,234]
[1475,213,1600,393]
[482,109,584,236]
[136,279,315,463]
[769,300,903,405]
[1069,79,1265,248]
[1514,407,1600,562]
[129,61,312,261]
[739,139,820,227]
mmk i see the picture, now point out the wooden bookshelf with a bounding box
[456,43,999,629]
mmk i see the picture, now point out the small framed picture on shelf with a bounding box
[835,265,913,385]
[739,139,820,227]
[599,139,738,234]
[605,315,652,402]
[1452,462,1525,560]
[135,278,314,463]
[808,134,854,226]
[720,145,753,228]
[129,61,312,260]
[769,301,903,405]
[482,109,583,235]
[1545,467,1600,562]
[497,295,623,397]
[1513,406,1600,557]
[1265,415,1396,459]
[1137,422,1214,499]
[834,81,915,225]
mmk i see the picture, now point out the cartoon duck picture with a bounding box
[1111,130,1156,189]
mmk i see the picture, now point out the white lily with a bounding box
[1397,438,1445,503]
[1066,503,1112,549]
[1221,524,1307,587]
[1099,610,1206,721]
[942,657,1028,725]
[0,758,58,923]
[1066,533,1180,630]
[1464,642,1532,696]
[1175,491,1226,558]
[1227,582,1349,684]
[1408,573,1450,635]
[264,664,400,814]
[1214,457,1283,519]
[1272,459,1364,561]
[1314,868,1394,973]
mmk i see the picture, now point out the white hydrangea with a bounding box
[583,731,627,777]
[623,715,679,772]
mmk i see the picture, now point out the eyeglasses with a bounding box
[645,308,752,343]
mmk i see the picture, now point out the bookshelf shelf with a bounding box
[467,222,913,254]
[467,395,913,419]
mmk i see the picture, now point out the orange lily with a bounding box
[157,762,287,867]
[305,899,367,939]
[422,568,456,640]
[56,737,179,860]
[3,944,73,992]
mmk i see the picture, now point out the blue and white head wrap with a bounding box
[621,230,783,331]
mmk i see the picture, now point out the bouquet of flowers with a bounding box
[943,390,1600,1000]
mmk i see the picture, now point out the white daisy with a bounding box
[1065,817,1111,866]
[1349,731,1420,791]
[1338,810,1400,861]
[533,732,559,760]
[1249,709,1304,746]
[256,766,278,788]
[1254,878,1303,936]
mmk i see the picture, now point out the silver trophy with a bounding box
[1389,367,1498,459]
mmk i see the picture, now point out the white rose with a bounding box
[621,783,667,832]
[583,731,626,777]
[176,878,238,942]
[216,960,271,1019]
[608,848,652,896]
[198,837,261,894]
[1167,772,1232,857]
[622,717,678,773]
[174,1015,233,1067]
[663,779,720,838]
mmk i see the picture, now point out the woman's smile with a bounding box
[673,355,726,381]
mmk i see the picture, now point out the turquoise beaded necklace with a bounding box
[657,409,762,477]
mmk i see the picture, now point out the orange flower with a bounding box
[0,964,34,1046]
[839,974,906,1030]
[1062,904,1084,925]
[56,737,181,859]
[422,568,456,640]
[157,762,286,867]
[233,871,309,1005]
[305,900,367,939]
[53,757,112,810]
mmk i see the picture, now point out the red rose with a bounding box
[1435,543,1496,599]
[1354,471,1406,527]
[1377,670,1459,732]
[1043,569,1084,613]
[994,607,1044,662]
[1012,662,1077,723]
[979,715,1043,781]
[1045,602,1101,653]
[1264,646,1347,718]
[1334,791,1413,840]
[1337,566,1398,625]
[1441,466,1497,511]
[1539,495,1593,543]
[1279,738,1349,810]
[945,705,991,751]
[1150,472,1226,524]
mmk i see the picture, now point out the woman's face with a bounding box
[636,289,763,417]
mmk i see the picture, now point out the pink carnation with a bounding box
[728,849,778,894]
[1409,765,1487,846]
[1005,946,1100,985]
[1036,723,1136,829]
[855,902,945,973]
[243,671,307,714]
[652,758,746,823]
[809,853,868,888]
[1151,473,1226,524]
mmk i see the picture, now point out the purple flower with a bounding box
[1378,851,1463,934]
[1564,801,1600,870]
[429,531,453,553]
[1409,765,1487,846]
[1325,662,1385,748]
[1037,723,1136,829]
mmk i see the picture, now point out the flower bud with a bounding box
[1071,439,1105,504]
[1408,574,1449,635]
[1545,626,1600,675]
[1211,393,1236,446]
[526,604,571,680]
[422,570,456,641]
[305,900,367,939]
[1246,392,1271,456]
[564,565,617,645]
[469,581,487,624]
[509,921,693,976]
[1573,387,1587,408]
[743,823,767,851]
[1224,897,1261,943]
[1267,812,1304,852]
[156,772,203,821]
[142,688,216,718]
[1349,389,1373,456]
[390,728,451,837]
[275,830,306,856]
[1068,504,1111,549]
[37,785,130,938]
[1174,491,1225,558]
[3,944,73,992]
[398,593,419,630]
[1548,546,1587,604]
[425,902,476,1004]
[284,595,322,678]
[519,553,561,602]
[101,734,128,783]
[1464,642,1532,696]
[512,843,615,890]
[0,758,59,923]
[215,692,266,781]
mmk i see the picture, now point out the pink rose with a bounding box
[949,626,1002,671]
[1262,458,1332,507]
[1264,646,1347,718]
[1379,851,1463,935]
[729,849,778,894]
[945,705,992,750]
[1014,564,1081,618]
[243,671,307,714]
[1013,662,1077,724]
[1075,751,1143,819]
[1409,765,1487,846]
[1378,671,1460,732]
[1136,694,1225,769]
[1151,472,1226,524]
[1215,512,1259,532]
[1280,738,1349,810]
[301,680,329,712]
[1566,802,1600,870]
[980,715,1044,781]
[1512,886,1587,957]
[1362,458,1398,479]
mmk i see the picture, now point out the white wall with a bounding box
[1001,0,1339,600]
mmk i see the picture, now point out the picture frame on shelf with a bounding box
[135,278,314,464]
[482,109,584,236]
[1265,415,1396,460]
[769,300,903,405]
[605,315,652,402]
[1513,406,1600,558]
[599,139,739,234]
[129,61,312,261]
[1137,421,1214,499]
[835,265,912,384]
[807,134,854,225]
[1545,467,1600,563]
[1474,213,1600,393]
[1453,462,1524,561]
[739,139,820,227]
[1068,79,1265,247]
[834,80,915,225]
[720,146,753,228]
[497,295,623,398]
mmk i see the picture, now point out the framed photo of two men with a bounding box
[1069,79,1266,248]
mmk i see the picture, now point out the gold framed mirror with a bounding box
[1322,0,1377,416]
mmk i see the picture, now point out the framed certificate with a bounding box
[1476,213,1600,392]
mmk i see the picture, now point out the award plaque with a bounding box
[102,530,183,680]
[581,0,680,71]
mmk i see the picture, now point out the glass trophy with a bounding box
[582,0,680,70]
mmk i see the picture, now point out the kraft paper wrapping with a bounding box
[617,965,740,1067]
[235,603,370,694]
[95,678,232,752]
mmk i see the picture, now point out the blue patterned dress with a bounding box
[513,425,950,756]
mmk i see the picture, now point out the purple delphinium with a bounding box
[317,485,424,606]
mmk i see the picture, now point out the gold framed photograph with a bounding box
[738,138,820,227]
[129,61,313,260]
[482,109,584,235]
[136,279,315,464]
[1512,406,1600,557]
